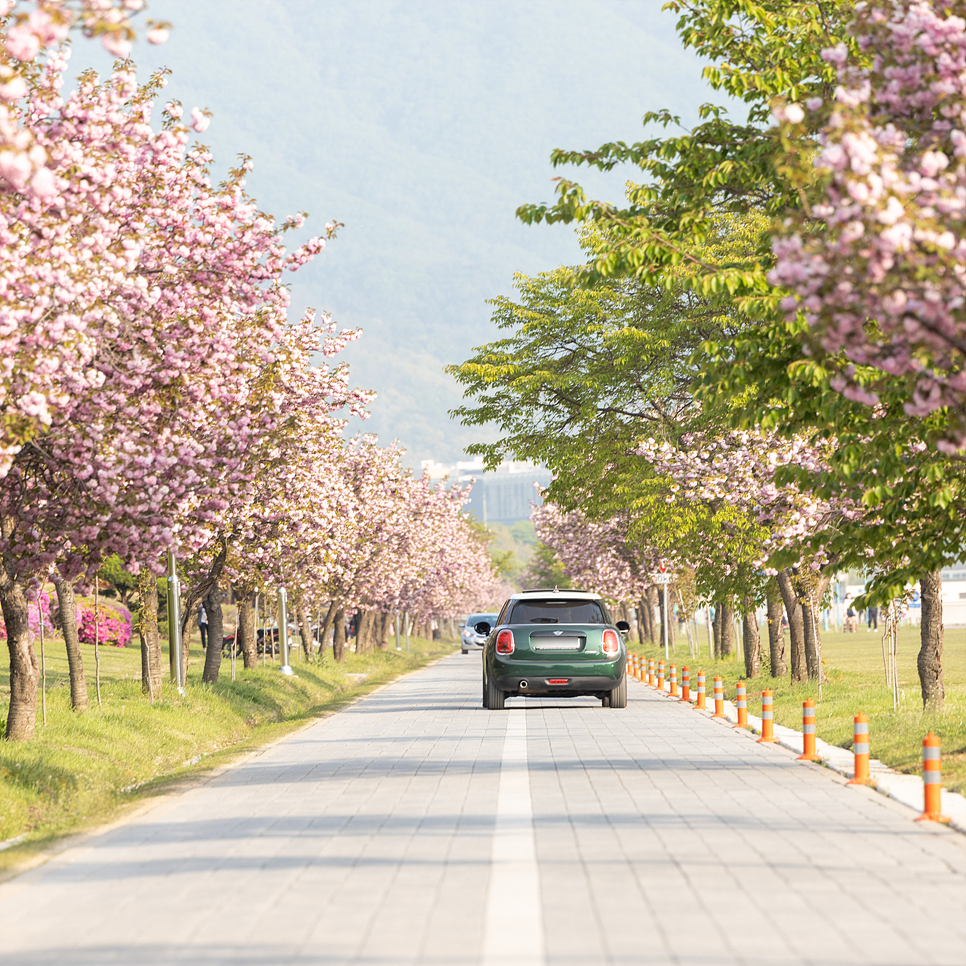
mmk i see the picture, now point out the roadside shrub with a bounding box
[77,601,133,648]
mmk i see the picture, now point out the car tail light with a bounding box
[602,629,620,656]
[496,629,514,654]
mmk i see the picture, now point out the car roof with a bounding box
[510,589,602,601]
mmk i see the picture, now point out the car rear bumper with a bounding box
[490,658,624,695]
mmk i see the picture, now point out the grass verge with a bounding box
[629,625,966,795]
[0,633,453,872]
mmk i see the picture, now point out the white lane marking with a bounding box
[482,713,545,966]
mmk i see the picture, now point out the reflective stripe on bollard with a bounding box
[712,675,725,717]
[758,689,777,742]
[797,699,819,760]
[735,681,747,728]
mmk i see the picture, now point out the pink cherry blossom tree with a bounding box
[0,51,337,738]
[770,0,966,448]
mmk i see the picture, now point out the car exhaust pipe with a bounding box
[519,680,528,690]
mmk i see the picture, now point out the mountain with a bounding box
[69,0,716,464]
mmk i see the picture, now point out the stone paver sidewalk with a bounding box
[1,655,963,965]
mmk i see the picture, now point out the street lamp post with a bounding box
[278,587,294,676]
[166,551,185,693]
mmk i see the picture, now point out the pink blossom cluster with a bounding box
[0,53,356,595]
[770,0,966,446]
[527,500,655,603]
[1,2,169,195]
[637,430,863,570]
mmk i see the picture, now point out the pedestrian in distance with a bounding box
[197,602,209,650]
[867,604,878,631]
[845,594,857,633]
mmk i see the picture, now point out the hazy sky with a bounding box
[71,1,719,464]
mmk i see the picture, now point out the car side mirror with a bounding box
[474,621,491,636]
[616,620,630,633]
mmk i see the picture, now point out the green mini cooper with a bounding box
[479,589,628,709]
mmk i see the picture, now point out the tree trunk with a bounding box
[918,569,945,711]
[297,603,313,658]
[332,607,346,662]
[800,573,831,681]
[378,612,391,651]
[237,593,257,669]
[56,578,88,712]
[801,601,818,680]
[361,611,378,654]
[776,569,807,682]
[742,600,761,678]
[355,611,368,654]
[201,583,224,684]
[319,599,339,658]
[136,571,163,700]
[712,604,722,657]
[765,577,786,678]
[719,601,735,657]
[1,578,38,741]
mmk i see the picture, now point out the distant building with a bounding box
[420,458,552,524]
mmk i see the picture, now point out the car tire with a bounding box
[462,648,468,655]
[601,693,610,708]
[607,675,627,709]
[485,670,506,710]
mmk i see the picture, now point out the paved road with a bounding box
[2,654,965,966]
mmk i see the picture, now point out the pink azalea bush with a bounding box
[77,600,132,648]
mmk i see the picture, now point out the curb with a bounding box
[637,674,966,834]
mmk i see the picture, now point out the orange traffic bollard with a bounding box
[648,658,655,687]
[657,659,665,691]
[758,690,777,742]
[631,654,639,680]
[916,733,951,823]
[669,663,677,697]
[797,700,819,761]
[847,713,872,785]
[734,681,747,728]
[695,670,706,710]
[712,675,725,717]
[680,666,690,702]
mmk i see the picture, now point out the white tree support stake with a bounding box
[166,551,185,694]
[278,587,294,675]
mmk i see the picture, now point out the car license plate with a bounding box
[531,636,582,650]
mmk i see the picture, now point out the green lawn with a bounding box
[629,625,966,795]
[0,631,453,870]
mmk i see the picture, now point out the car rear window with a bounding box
[510,599,608,624]
[467,614,498,626]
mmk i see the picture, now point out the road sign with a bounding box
[654,573,671,584]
